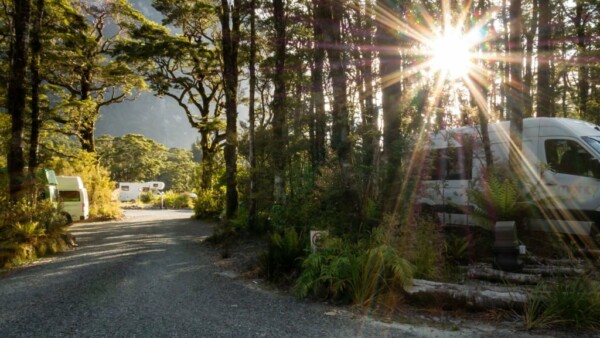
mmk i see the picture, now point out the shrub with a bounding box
[0,198,71,268]
[139,192,156,204]
[524,278,600,330]
[260,227,307,283]
[194,188,225,219]
[294,228,413,305]
[160,191,193,209]
[396,215,445,280]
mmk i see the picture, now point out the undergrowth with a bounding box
[0,198,73,268]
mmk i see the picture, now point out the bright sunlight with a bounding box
[427,28,474,80]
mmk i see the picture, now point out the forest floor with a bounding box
[208,235,598,338]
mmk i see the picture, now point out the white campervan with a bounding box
[117,181,165,202]
[56,176,90,222]
[417,117,600,236]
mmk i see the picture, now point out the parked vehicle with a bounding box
[117,181,165,202]
[417,117,600,236]
[56,176,90,222]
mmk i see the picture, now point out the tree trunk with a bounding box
[358,1,376,169]
[508,0,525,174]
[536,0,552,117]
[220,0,240,219]
[311,0,326,168]
[28,0,44,178]
[272,0,287,206]
[7,0,32,201]
[501,0,509,121]
[574,0,589,120]
[376,0,403,211]
[248,0,258,229]
[523,0,537,118]
[322,0,360,230]
[475,0,493,168]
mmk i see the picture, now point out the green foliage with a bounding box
[139,191,155,204]
[0,198,71,268]
[293,229,413,305]
[97,134,167,183]
[194,187,225,219]
[161,191,193,209]
[524,278,600,330]
[468,170,532,229]
[396,215,446,280]
[261,228,306,283]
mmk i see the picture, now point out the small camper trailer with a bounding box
[117,181,165,202]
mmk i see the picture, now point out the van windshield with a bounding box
[583,136,600,156]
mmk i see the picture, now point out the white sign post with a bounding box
[310,230,328,253]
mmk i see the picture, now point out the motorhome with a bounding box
[117,181,165,202]
[417,117,600,236]
[56,176,89,222]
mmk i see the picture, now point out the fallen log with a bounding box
[405,279,527,310]
[522,265,585,276]
[467,265,541,285]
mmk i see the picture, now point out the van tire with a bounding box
[62,212,73,225]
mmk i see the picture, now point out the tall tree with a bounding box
[322,0,361,229]
[536,0,552,117]
[523,0,537,118]
[574,0,590,121]
[7,0,31,201]
[46,0,147,153]
[310,0,327,168]
[118,1,225,191]
[272,0,287,205]
[376,0,402,162]
[248,0,258,229]
[220,0,241,219]
[28,0,44,177]
[508,0,525,171]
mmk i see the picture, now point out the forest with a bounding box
[1,0,600,329]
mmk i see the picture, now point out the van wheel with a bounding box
[62,212,73,225]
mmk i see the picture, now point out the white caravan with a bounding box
[56,176,90,222]
[417,117,600,236]
[117,181,165,202]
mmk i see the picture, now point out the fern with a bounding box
[469,174,531,229]
[293,231,413,305]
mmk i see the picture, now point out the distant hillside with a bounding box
[96,92,198,149]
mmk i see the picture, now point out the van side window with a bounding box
[424,145,472,180]
[545,140,600,178]
[60,190,81,202]
[121,185,129,191]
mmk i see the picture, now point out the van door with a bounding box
[534,138,600,234]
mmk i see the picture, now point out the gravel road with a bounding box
[0,210,547,337]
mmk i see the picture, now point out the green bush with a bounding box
[0,198,71,268]
[160,191,193,209]
[260,228,307,283]
[396,215,445,280]
[293,229,413,305]
[194,188,225,219]
[139,192,155,204]
[524,278,600,330]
